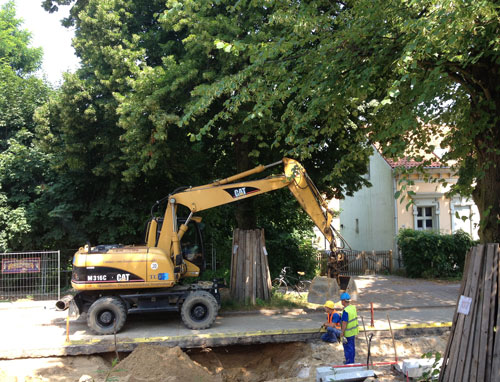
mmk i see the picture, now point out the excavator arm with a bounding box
[153,158,349,280]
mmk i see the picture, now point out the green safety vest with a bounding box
[343,305,359,337]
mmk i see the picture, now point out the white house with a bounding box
[314,146,479,262]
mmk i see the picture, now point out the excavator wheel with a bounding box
[87,296,127,335]
[180,290,218,330]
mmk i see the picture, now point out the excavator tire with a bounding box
[181,290,218,330]
[87,296,127,335]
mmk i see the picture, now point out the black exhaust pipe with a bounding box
[55,295,74,310]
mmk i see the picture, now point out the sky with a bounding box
[1,0,80,85]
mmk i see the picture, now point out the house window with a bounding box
[416,206,435,230]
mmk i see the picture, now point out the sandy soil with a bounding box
[0,333,448,382]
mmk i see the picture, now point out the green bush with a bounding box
[397,229,476,278]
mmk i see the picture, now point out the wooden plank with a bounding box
[258,229,265,300]
[255,230,262,300]
[443,247,475,381]
[469,257,485,382]
[251,230,257,305]
[491,244,500,381]
[447,245,483,382]
[439,246,474,381]
[244,229,251,303]
[236,229,246,302]
[477,244,495,382]
[230,229,238,298]
[261,229,271,300]
[486,244,499,382]
[461,246,485,381]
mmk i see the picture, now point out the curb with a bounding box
[219,304,456,316]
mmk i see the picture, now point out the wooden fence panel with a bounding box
[230,229,272,303]
[439,244,500,382]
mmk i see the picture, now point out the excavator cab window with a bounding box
[145,217,205,272]
[178,218,205,272]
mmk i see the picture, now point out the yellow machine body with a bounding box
[71,245,200,290]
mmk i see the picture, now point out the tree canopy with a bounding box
[150,0,499,241]
[3,0,497,265]
[0,1,51,251]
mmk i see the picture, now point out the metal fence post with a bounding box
[57,250,61,300]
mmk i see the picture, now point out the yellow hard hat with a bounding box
[324,300,335,309]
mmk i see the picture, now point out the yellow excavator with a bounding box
[61,158,348,334]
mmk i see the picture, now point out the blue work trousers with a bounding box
[343,336,356,364]
[321,327,341,343]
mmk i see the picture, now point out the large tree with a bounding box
[177,0,499,242]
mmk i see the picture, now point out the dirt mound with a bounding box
[109,344,222,382]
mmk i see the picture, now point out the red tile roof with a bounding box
[384,155,444,169]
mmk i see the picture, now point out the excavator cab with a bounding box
[145,216,206,274]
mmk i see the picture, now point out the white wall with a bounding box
[337,149,395,251]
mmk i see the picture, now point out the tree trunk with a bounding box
[469,64,500,243]
[233,134,257,229]
[472,149,500,243]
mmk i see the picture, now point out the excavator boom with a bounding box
[156,158,348,280]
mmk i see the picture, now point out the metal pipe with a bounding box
[170,199,177,233]
[184,211,194,226]
[331,361,398,368]
[209,160,282,187]
[370,302,374,327]
[56,294,74,310]
[392,177,399,267]
[360,316,369,369]
[264,160,283,169]
[387,314,398,362]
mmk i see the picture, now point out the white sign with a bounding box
[151,262,158,270]
[457,295,472,315]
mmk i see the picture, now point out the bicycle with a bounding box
[272,266,312,296]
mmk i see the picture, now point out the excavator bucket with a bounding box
[307,275,358,305]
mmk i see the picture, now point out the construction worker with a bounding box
[340,292,359,364]
[321,300,341,343]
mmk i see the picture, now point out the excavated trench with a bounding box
[0,334,450,381]
[187,342,311,381]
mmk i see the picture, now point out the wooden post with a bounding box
[388,250,393,274]
[361,251,367,274]
[229,229,272,304]
[236,229,246,301]
[256,231,262,300]
[261,229,272,300]
[251,230,257,305]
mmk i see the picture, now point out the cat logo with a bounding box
[224,186,260,199]
[117,273,130,282]
[234,188,246,197]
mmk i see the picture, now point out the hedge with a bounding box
[397,229,476,278]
